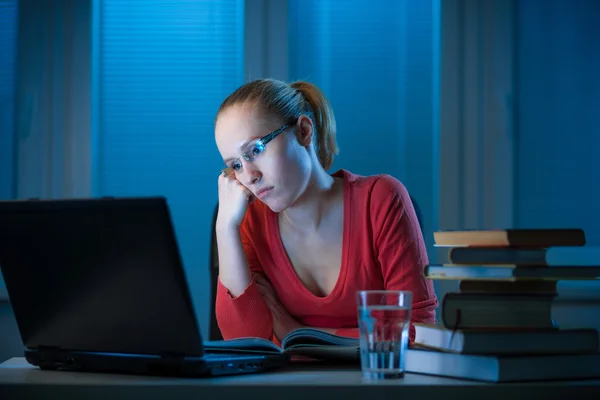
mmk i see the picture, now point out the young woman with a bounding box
[214,79,438,343]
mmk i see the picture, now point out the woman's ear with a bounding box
[295,115,314,147]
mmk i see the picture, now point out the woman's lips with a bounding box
[256,187,273,199]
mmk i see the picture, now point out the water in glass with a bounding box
[358,304,410,379]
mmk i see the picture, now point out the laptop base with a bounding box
[26,349,290,377]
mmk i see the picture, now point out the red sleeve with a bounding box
[215,216,274,340]
[370,176,439,341]
[335,328,360,338]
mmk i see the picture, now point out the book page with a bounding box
[203,337,282,354]
[282,328,359,349]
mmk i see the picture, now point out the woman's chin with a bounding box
[261,197,288,213]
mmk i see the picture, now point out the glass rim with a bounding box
[356,290,413,307]
[356,290,412,295]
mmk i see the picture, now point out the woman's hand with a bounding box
[216,169,255,230]
[253,273,304,341]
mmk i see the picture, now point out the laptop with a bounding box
[0,196,289,377]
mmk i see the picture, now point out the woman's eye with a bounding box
[252,143,265,156]
[231,162,242,171]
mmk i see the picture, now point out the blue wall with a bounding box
[0,0,16,201]
[516,0,600,244]
[0,0,17,299]
[288,0,439,254]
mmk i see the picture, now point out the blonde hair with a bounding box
[217,79,339,170]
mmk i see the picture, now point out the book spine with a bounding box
[442,294,557,330]
[457,280,558,295]
[447,247,548,265]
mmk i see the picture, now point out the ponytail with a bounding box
[290,81,338,170]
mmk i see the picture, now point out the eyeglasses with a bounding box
[221,119,297,175]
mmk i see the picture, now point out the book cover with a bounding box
[434,229,586,248]
[425,265,600,280]
[413,323,599,355]
[448,246,600,266]
[441,292,557,330]
[405,348,600,382]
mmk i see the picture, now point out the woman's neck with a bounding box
[279,169,343,232]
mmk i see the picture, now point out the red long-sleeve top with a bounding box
[215,169,438,342]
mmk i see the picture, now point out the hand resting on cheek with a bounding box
[217,170,255,229]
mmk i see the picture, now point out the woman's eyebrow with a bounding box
[236,136,262,151]
[221,136,262,164]
[238,139,252,149]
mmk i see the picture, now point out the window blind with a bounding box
[95,0,244,329]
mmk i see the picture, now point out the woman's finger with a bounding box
[259,286,276,302]
[253,275,267,289]
[254,278,270,293]
[257,287,269,301]
[253,273,271,287]
[260,292,278,314]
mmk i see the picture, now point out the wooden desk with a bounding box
[1,357,600,400]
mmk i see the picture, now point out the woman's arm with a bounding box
[370,176,439,339]
[311,327,360,338]
[215,223,274,340]
[216,225,252,296]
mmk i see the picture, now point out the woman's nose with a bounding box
[241,162,262,186]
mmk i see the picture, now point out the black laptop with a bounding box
[0,196,289,377]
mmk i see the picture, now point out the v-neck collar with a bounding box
[267,169,352,302]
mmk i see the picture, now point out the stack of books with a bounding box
[406,228,600,382]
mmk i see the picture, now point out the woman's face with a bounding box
[215,104,313,212]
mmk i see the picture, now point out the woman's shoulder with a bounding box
[333,169,409,200]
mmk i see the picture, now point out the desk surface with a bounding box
[1,357,600,400]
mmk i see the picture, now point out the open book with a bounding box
[203,328,360,361]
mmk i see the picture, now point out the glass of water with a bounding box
[357,290,412,380]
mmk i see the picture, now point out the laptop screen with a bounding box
[0,197,204,357]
